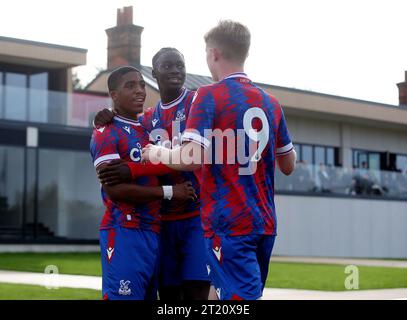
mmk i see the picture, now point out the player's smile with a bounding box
[168,76,182,84]
[133,94,145,103]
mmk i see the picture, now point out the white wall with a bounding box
[273,195,407,258]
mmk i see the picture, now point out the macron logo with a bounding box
[152,119,159,127]
[97,127,105,133]
[213,246,222,262]
[206,264,211,275]
[216,288,221,300]
[107,247,114,261]
[123,126,131,134]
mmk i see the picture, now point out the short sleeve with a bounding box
[182,87,215,149]
[276,107,293,156]
[90,126,120,168]
[138,107,155,132]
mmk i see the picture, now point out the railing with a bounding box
[0,85,110,128]
[275,163,407,200]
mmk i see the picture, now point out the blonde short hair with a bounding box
[204,20,251,64]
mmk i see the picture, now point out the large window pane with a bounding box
[327,147,334,166]
[0,72,3,118]
[396,155,407,173]
[5,72,27,121]
[358,151,368,168]
[29,73,48,123]
[293,143,301,162]
[368,153,380,171]
[315,146,325,166]
[0,146,24,231]
[302,145,313,165]
[38,149,103,240]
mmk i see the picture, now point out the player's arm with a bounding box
[275,103,296,175]
[142,88,212,171]
[96,162,196,203]
[141,143,203,172]
[97,159,177,185]
[277,149,296,175]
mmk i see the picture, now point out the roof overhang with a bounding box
[263,85,407,131]
[0,36,87,69]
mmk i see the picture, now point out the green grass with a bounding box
[0,253,101,276]
[0,282,100,300]
[267,262,407,291]
[0,253,406,292]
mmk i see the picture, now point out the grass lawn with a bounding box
[266,262,407,291]
[0,253,406,292]
[0,282,100,300]
[0,253,101,276]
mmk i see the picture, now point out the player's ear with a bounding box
[152,69,157,79]
[109,90,118,102]
[212,48,221,61]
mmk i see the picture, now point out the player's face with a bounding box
[154,51,186,91]
[112,71,146,116]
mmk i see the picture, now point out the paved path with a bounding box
[270,256,407,268]
[1,270,406,300]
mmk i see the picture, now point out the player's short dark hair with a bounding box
[107,66,141,92]
[152,48,184,70]
[204,20,251,64]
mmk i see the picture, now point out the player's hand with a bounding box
[94,108,115,128]
[142,144,163,164]
[97,159,131,185]
[172,181,197,201]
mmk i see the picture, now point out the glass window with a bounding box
[396,155,407,173]
[5,72,27,121]
[0,145,24,230]
[302,145,313,165]
[358,151,368,169]
[38,149,103,240]
[0,71,3,118]
[315,146,325,166]
[368,153,380,171]
[29,73,48,123]
[326,147,334,166]
[293,143,301,162]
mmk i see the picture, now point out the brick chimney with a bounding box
[397,71,407,105]
[105,6,144,69]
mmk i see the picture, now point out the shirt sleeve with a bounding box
[138,107,153,131]
[276,107,294,156]
[182,87,215,149]
[90,126,120,169]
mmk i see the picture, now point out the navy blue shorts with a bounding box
[159,215,210,287]
[100,227,160,300]
[205,234,276,300]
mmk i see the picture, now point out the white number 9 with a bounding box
[243,107,269,162]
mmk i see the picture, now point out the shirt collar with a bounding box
[113,115,141,126]
[160,88,188,109]
[223,72,250,81]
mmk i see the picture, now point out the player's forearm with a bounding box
[103,183,164,204]
[151,144,203,171]
[126,162,175,179]
[277,149,297,175]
